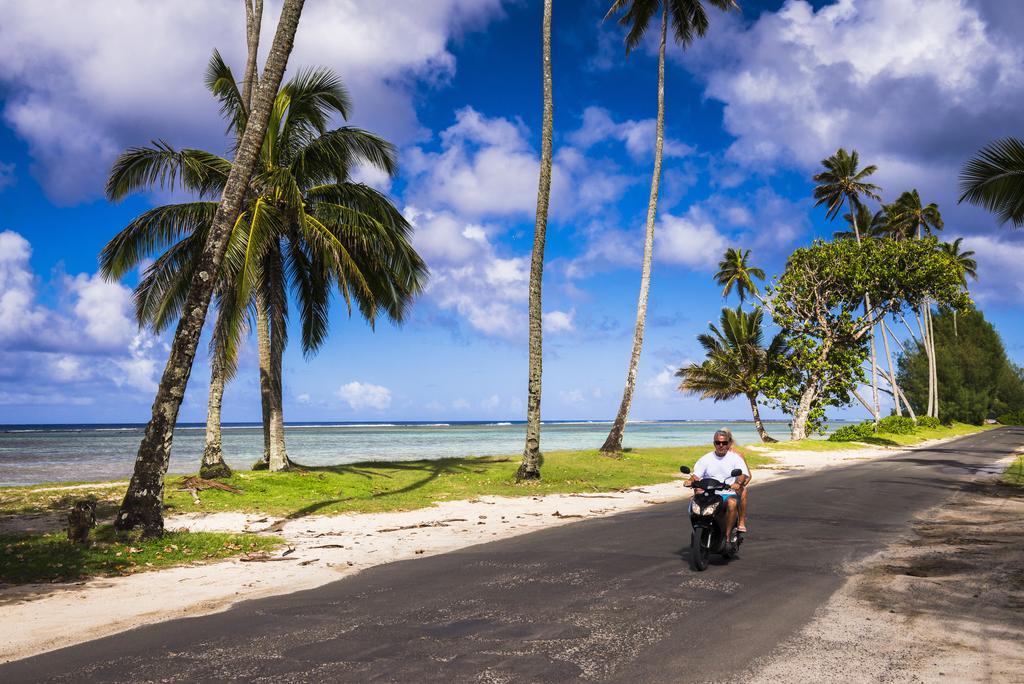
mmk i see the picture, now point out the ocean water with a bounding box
[0,420,792,487]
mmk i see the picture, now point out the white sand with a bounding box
[0,436,987,663]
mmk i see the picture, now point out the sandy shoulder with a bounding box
[0,435,989,663]
[744,447,1024,683]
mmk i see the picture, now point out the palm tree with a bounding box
[676,307,787,442]
[111,0,306,536]
[833,204,886,241]
[517,0,554,482]
[940,237,978,283]
[600,0,737,455]
[889,189,944,418]
[105,58,426,474]
[959,137,1024,226]
[813,148,883,425]
[940,237,977,337]
[715,247,765,303]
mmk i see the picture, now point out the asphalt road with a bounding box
[4,427,1021,683]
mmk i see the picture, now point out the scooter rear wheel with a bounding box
[690,528,710,571]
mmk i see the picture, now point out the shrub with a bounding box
[877,415,918,434]
[997,410,1024,426]
[915,416,941,429]
[828,421,875,442]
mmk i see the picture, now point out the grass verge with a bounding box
[1,446,773,519]
[0,526,283,584]
[1003,455,1024,487]
[758,422,992,451]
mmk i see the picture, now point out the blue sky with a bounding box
[1,0,1022,425]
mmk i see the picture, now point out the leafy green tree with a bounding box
[898,308,1024,423]
[111,0,306,536]
[103,57,426,476]
[714,248,765,303]
[959,137,1024,226]
[676,306,788,442]
[812,148,885,424]
[518,0,554,482]
[762,238,971,439]
[599,0,737,455]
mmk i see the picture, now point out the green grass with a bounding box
[1003,456,1024,487]
[0,526,283,584]
[759,422,992,451]
[1,446,773,520]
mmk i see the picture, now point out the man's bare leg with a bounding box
[724,497,738,540]
[738,487,748,531]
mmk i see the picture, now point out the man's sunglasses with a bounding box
[713,440,729,446]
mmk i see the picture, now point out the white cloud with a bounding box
[337,381,392,411]
[962,234,1024,302]
[452,397,470,411]
[65,272,136,347]
[543,309,575,333]
[643,365,682,400]
[569,106,694,162]
[0,230,46,341]
[482,394,501,410]
[408,207,529,338]
[656,207,729,270]
[679,0,1024,228]
[0,0,504,202]
[0,231,165,408]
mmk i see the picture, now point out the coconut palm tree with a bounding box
[940,237,977,338]
[112,0,306,536]
[103,55,426,480]
[833,204,886,241]
[889,189,944,418]
[959,137,1024,227]
[715,247,765,303]
[517,0,554,482]
[940,237,978,284]
[812,148,884,425]
[676,306,787,442]
[600,0,737,455]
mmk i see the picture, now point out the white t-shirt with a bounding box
[693,450,749,485]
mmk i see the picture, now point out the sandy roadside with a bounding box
[0,435,1003,664]
[745,447,1024,683]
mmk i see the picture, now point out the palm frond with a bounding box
[106,143,230,201]
[958,137,1024,226]
[100,202,218,279]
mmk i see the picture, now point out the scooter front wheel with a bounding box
[690,527,710,571]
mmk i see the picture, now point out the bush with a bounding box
[915,416,941,429]
[829,421,875,442]
[877,415,918,434]
[997,410,1024,426]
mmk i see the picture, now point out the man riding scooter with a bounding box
[687,428,750,543]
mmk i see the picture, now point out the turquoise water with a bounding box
[0,420,793,486]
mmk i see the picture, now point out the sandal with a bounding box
[737,524,748,533]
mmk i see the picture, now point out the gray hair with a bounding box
[714,427,733,444]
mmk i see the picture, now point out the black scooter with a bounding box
[679,465,744,571]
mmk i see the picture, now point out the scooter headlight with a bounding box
[700,500,720,516]
[691,500,719,516]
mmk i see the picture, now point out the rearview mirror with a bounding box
[679,465,691,474]
[730,468,743,477]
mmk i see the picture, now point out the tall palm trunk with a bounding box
[927,305,939,418]
[517,0,553,482]
[253,297,273,469]
[747,393,777,443]
[114,0,306,537]
[199,348,232,479]
[204,0,264,478]
[600,5,667,455]
[266,246,290,471]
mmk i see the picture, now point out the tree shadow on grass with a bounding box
[271,457,513,523]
